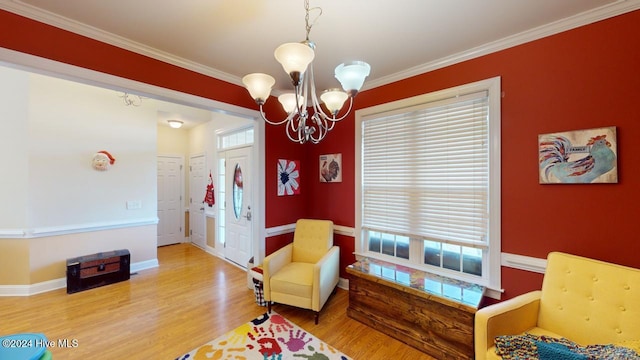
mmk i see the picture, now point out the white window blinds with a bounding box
[361,91,489,247]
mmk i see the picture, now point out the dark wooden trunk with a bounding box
[66,249,130,294]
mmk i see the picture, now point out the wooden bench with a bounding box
[346,257,484,359]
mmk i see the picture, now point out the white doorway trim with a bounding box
[224,145,253,267]
[189,154,207,249]
[0,47,266,265]
[215,124,264,269]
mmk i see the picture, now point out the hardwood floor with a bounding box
[0,244,434,359]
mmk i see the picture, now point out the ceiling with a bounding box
[1,0,638,125]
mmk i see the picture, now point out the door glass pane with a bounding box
[232,164,243,219]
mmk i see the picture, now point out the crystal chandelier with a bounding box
[242,0,371,144]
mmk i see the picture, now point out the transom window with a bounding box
[356,77,502,297]
[218,127,254,150]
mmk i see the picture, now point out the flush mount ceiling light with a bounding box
[167,120,184,129]
[242,0,370,144]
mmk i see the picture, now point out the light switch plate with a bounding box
[126,200,142,210]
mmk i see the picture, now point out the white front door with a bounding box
[189,155,206,249]
[157,156,183,246]
[225,146,252,267]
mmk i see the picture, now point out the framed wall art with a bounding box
[538,126,617,184]
[277,159,300,196]
[319,153,342,182]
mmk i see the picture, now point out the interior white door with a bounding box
[225,146,252,267]
[157,156,183,246]
[189,155,206,249]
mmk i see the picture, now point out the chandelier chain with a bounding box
[304,0,322,41]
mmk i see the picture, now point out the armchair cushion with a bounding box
[270,262,314,299]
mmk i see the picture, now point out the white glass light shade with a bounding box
[242,73,276,103]
[277,93,303,114]
[274,42,315,76]
[335,61,371,94]
[167,120,183,129]
[320,89,348,114]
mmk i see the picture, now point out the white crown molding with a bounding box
[364,0,640,90]
[0,0,241,86]
[0,47,258,121]
[2,0,639,91]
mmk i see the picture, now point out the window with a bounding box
[356,77,501,297]
[218,127,254,150]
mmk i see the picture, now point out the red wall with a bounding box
[307,10,640,298]
[0,11,255,109]
[263,103,312,227]
[3,8,639,300]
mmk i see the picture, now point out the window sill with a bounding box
[347,256,485,309]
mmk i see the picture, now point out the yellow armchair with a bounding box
[475,252,640,359]
[263,219,340,324]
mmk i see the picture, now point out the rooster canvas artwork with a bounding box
[319,153,342,183]
[538,126,618,184]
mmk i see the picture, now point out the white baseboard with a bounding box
[130,258,160,274]
[0,278,68,297]
[338,277,349,290]
[0,258,159,297]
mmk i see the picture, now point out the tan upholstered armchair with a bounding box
[475,252,640,359]
[263,219,340,324]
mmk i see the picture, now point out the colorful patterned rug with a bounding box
[176,312,351,360]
